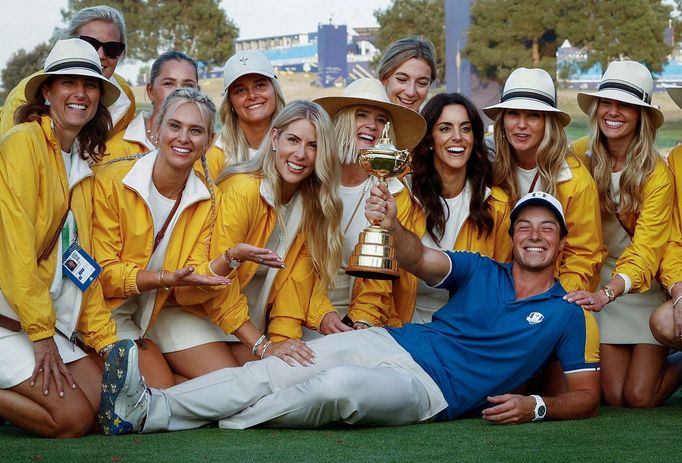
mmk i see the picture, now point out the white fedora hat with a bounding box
[483,68,570,127]
[24,38,120,107]
[314,78,427,149]
[222,50,277,91]
[577,60,663,128]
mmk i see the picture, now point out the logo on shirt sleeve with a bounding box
[526,312,545,325]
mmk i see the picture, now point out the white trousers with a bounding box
[143,328,447,432]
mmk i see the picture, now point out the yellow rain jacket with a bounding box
[0,72,135,138]
[210,173,330,342]
[388,186,513,325]
[660,145,682,289]
[0,116,116,351]
[92,151,244,335]
[102,112,154,162]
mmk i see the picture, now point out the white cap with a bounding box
[510,191,568,236]
[222,50,276,91]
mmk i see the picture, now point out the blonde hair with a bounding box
[219,100,343,288]
[492,111,570,203]
[587,100,658,216]
[333,105,396,165]
[217,77,286,166]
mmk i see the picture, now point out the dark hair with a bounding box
[14,76,112,162]
[412,92,493,244]
[150,51,198,85]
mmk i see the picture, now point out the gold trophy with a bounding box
[346,122,411,280]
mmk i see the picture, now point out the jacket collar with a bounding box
[41,117,93,189]
[123,111,155,151]
[123,150,211,205]
[556,159,573,183]
[260,176,277,208]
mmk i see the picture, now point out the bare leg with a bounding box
[229,342,258,365]
[650,301,682,348]
[164,342,239,379]
[600,344,631,406]
[622,344,680,407]
[0,355,101,437]
[137,339,176,389]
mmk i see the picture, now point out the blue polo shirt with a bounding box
[387,251,600,421]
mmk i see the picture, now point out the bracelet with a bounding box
[670,282,681,296]
[251,334,268,356]
[260,341,272,359]
[673,295,682,308]
[99,343,114,357]
[355,320,372,327]
[158,270,170,291]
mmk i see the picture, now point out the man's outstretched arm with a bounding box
[481,371,600,424]
[365,183,450,285]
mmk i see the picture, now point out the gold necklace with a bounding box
[144,115,159,146]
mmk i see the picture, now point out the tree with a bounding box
[465,0,672,84]
[465,0,563,83]
[61,0,239,67]
[374,0,445,81]
[559,0,672,73]
[1,42,51,103]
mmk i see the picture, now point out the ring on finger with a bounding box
[258,256,264,263]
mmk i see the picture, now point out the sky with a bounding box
[0,0,391,82]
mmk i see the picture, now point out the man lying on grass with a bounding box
[98,190,600,435]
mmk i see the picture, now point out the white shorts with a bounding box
[0,327,87,389]
[145,306,232,354]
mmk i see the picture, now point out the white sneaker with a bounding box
[98,339,149,435]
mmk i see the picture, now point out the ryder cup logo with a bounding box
[526,312,544,325]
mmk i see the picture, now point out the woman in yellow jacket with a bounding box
[207,100,343,365]
[309,78,427,333]
[390,92,512,325]
[104,51,199,160]
[565,61,675,408]
[0,39,119,437]
[484,67,603,293]
[0,5,135,139]
[93,88,259,389]
[204,50,286,180]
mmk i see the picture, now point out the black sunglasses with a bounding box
[79,35,125,60]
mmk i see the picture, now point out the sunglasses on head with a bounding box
[79,35,125,60]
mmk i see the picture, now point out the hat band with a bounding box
[599,81,650,104]
[46,60,102,76]
[501,90,556,108]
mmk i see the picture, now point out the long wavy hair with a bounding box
[586,100,658,216]
[217,76,285,166]
[492,110,569,203]
[218,100,343,288]
[412,93,493,243]
[15,76,112,162]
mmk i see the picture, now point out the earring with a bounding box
[45,99,51,107]
[502,132,506,139]
[428,146,433,150]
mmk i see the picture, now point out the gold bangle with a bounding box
[159,270,170,291]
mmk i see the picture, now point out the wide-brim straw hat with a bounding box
[223,50,277,91]
[314,78,427,149]
[483,67,571,127]
[24,38,120,107]
[577,60,663,128]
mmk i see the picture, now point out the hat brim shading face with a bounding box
[223,51,277,91]
[314,79,427,149]
[24,39,120,108]
[483,99,571,127]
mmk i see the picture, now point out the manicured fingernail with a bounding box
[30,381,35,387]
[44,389,49,395]
[72,383,77,389]
[59,391,64,397]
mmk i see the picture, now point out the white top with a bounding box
[516,165,539,194]
[148,182,178,239]
[327,178,373,314]
[603,170,632,292]
[412,182,472,324]
[108,76,132,128]
[121,111,156,152]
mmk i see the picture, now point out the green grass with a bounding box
[2,395,681,462]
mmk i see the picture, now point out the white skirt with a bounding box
[145,305,232,354]
[0,328,87,388]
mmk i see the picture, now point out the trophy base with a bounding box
[346,226,400,281]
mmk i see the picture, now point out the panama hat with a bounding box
[483,68,570,127]
[222,50,277,91]
[577,60,663,128]
[314,78,427,149]
[24,38,120,107]
[510,191,568,237]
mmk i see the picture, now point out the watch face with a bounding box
[229,260,241,269]
[537,405,547,417]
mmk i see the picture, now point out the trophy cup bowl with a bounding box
[346,123,410,281]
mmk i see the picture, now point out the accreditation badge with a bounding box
[62,243,102,291]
